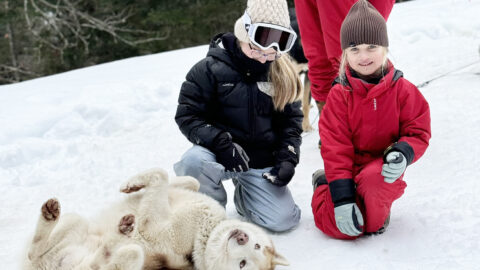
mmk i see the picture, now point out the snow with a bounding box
[1,0,480,268]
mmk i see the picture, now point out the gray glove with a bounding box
[334,203,364,236]
[382,151,407,183]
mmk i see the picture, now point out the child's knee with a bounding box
[355,159,385,193]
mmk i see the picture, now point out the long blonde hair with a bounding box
[269,54,302,111]
[338,46,389,85]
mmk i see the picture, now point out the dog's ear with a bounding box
[272,252,289,266]
[266,246,289,266]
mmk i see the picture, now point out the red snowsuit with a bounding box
[294,0,395,102]
[312,63,431,239]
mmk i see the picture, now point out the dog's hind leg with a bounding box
[27,198,61,262]
[27,199,88,265]
[169,176,200,192]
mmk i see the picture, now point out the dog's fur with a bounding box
[292,61,313,132]
[23,169,289,270]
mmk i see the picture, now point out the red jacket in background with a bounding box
[320,63,431,183]
[294,0,395,102]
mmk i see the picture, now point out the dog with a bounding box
[292,61,313,132]
[22,168,289,270]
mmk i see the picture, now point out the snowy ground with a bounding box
[1,0,480,269]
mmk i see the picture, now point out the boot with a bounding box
[364,213,391,235]
[312,169,327,192]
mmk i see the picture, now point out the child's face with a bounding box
[346,44,385,77]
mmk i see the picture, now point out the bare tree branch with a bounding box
[23,0,169,55]
[0,64,38,83]
[4,1,20,81]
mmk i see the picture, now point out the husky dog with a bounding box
[23,168,289,270]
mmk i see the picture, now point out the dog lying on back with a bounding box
[23,168,289,270]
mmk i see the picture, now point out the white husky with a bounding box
[23,168,289,270]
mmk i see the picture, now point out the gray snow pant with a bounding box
[174,145,301,232]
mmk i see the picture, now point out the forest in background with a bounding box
[0,0,411,84]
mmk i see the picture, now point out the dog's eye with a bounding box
[255,243,260,250]
[239,259,246,268]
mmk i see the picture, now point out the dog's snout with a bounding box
[234,231,249,245]
[236,232,248,245]
[229,229,249,245]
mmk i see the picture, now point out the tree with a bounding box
[0,0,37,84]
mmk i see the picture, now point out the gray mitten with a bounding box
[334,203,364,237]
[381,151,407,183]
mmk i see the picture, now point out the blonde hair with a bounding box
[338,46,389,85]
[269,54,302,111]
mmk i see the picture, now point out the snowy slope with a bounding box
[1,0,480,269]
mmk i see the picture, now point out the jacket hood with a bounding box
[207,33,236,68]
[206,33,271,82]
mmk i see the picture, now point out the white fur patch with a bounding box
[257,82,274,97]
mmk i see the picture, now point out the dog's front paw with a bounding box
[120,168,168,193]
[41,198,60,221]
[119,214,135,235]
[120,183,146,194]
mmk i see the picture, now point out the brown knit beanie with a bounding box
[340,0,388,50]
[234,0,291,43]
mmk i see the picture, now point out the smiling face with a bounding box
[345,44,387,77]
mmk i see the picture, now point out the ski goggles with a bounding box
[242,11,297,54]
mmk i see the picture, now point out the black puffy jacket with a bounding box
[175,33,303,169]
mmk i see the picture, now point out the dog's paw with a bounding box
[41,198,60,221]
[119,214,135,235]
[120,168,168,193]
[120,183,146,194]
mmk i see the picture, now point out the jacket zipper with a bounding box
[373,98,377,111]
[248,84,255,139]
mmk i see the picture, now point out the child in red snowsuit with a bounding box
[294,0,395,122]
[311,0,431,239]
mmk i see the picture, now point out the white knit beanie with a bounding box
[234,0,291,43]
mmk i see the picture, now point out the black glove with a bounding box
[212,132,250,172]
[262,161,295,186]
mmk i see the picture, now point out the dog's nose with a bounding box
[229,229,249,245]
[236,231,249,245]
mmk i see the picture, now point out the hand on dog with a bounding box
[262,161,295,186]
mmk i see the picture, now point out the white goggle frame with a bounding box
[242,11,297,54]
